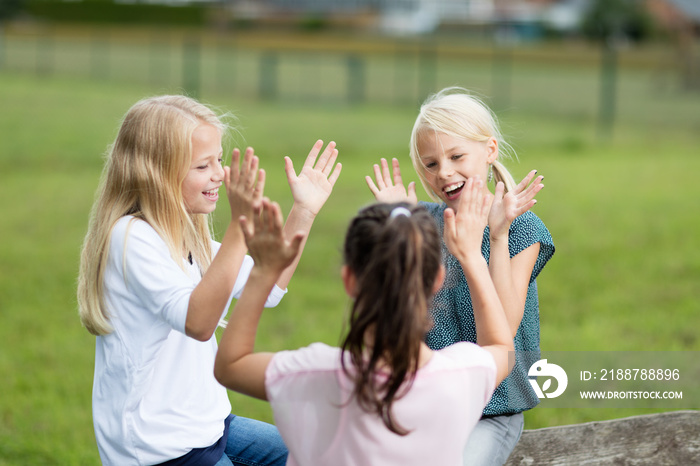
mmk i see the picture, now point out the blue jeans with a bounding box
[214,415,288,466]
[463,413,524,466]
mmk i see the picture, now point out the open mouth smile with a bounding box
[442,182,465,200]
[203,188,219,201]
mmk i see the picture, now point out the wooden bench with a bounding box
[505,410,700,465]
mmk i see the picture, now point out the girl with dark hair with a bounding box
[214,176,515,465]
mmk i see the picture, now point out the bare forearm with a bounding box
[460,256,513,350]
[186,221,247,341]
[488,236,523,336]
[276,204,315,289]
[218,268,275,361]
[214,267,278,394]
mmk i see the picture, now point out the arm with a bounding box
[186,148,265,341]
[214,200,305,400]
[443,177,514,386]
[487,171,543,336]
[365,157,418,204]
[275,140,342,289]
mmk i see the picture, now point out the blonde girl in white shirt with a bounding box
[77,95,341,465]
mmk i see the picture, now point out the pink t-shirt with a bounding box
[265,342,496,466]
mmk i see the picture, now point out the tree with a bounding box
[581,0,654,43]
[0,0,24,22]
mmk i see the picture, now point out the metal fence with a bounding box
[1,25,696,135]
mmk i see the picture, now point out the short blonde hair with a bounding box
[78,95,227,335]
[409,87,517,202]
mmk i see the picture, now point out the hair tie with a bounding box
[389,207,412,219]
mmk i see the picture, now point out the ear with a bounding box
[341,265,358,298]
[432,265,446,294]
[486,137,499,164]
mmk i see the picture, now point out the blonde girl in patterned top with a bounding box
[366,87,555,466]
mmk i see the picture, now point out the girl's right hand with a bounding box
[239,199,305,275]
[224,147,265,225]
[443,177,493,263]
[365,158,418,204]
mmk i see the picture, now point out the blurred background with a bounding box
[1,0,699,464]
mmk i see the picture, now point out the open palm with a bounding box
[285,140,342,216]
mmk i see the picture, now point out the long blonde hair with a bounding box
[78,95,227,335]
[409,87,517,202]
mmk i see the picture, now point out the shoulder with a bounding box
[509,211,554,250]
[506,211,555,277]
[111,216,162,245]
[269,343,341,377]
[109,216,173,266]
[436,342,496,371]
[510,211,547,233]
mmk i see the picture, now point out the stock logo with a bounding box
[528,359,568,399]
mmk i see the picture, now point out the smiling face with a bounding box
[182,123,224,215]
[416,131,497,211]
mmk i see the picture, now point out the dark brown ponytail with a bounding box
[340,203,441,435]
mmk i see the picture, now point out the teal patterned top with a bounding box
[420,202,555,416]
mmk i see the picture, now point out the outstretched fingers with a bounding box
[303,140,336,173]
[317,141,338,176]
[457,177,492,229]
[457,177,483,218]
[250,199,306,270]
[513,170,544,215]
[391,158,406,187]
[366,157,416,203]
[226,149,241,188]
[303,139,323,169]
[372,158,390,190]
[241,147,259,191]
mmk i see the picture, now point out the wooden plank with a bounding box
[505,411,700,465]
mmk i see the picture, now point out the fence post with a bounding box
[216,40,235,93]
[491,42,512,112]
[347,54,365,103]
[183,36,201,99]
[259,52,278,100]
[90,29,109,81]
[418,45,436,103]
[0,25,5,70]
[598,40,617,142]
[37,28,53,77]
[150,32,167,87]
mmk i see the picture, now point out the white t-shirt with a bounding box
[265,341,496,466]
[93,216,286,465]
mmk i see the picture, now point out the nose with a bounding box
[436,160,454,180]
[213,162,225,182]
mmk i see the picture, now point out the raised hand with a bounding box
[443,177,493,263]
[239,199,305,275]
[224,147,265,224]
[488,170,543,239]
[284,140,342,217]
[365,157,418,204]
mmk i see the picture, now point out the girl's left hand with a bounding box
[285,140,342,217]
[240,199,305,274]
[488,170,543,239]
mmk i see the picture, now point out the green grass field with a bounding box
[1,35,699,464]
